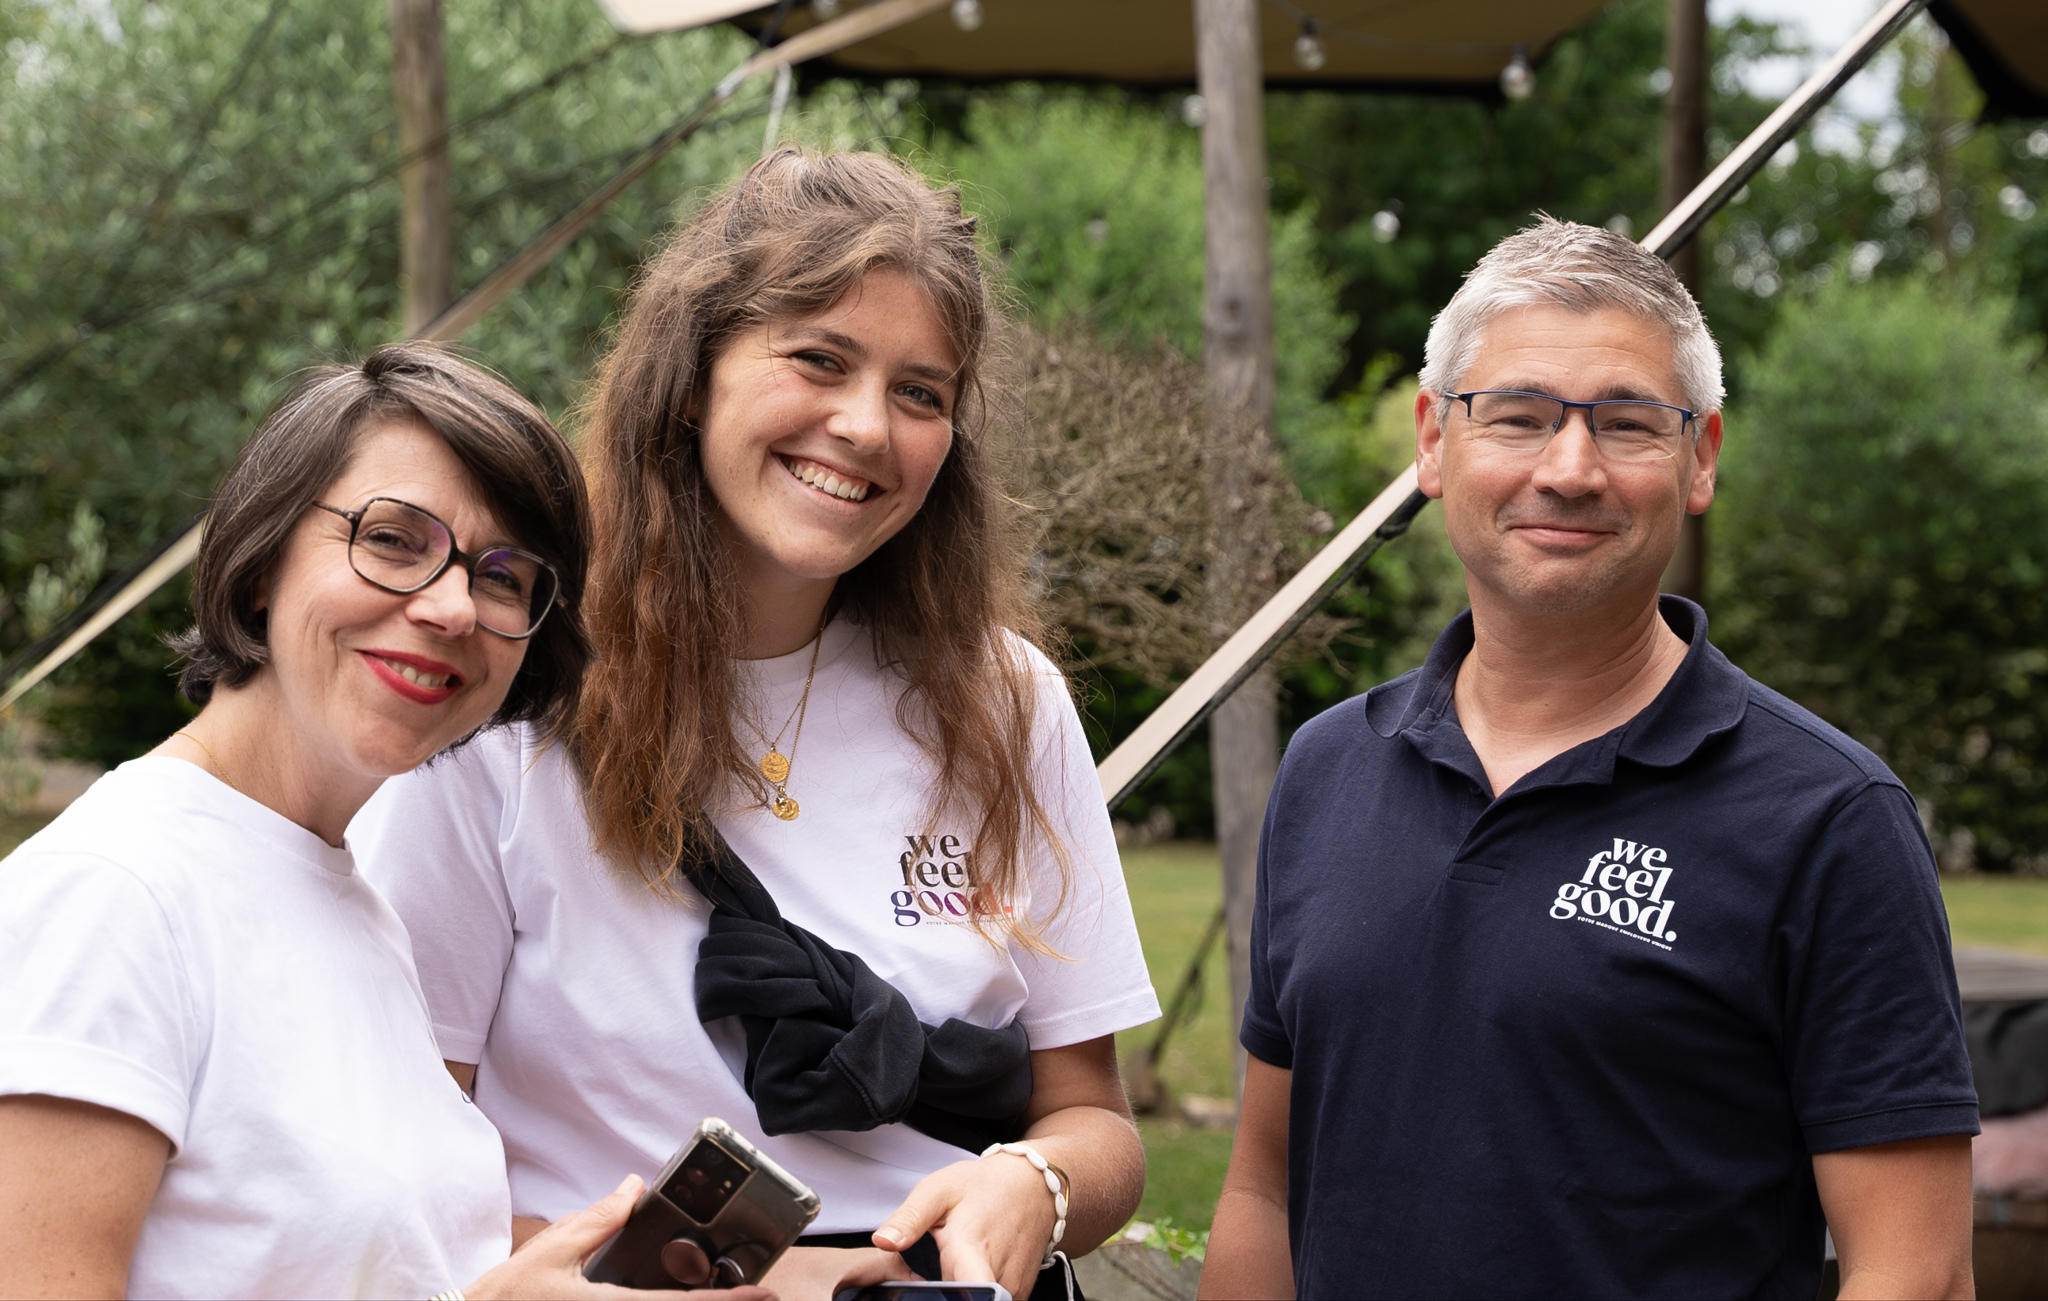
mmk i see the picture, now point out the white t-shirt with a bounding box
[352,621,1160,1233]
[0,757,511,1300]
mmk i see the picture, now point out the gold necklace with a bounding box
[750,620,826,822]
[173,729,242,796]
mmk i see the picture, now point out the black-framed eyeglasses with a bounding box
[314,497,563,640]
[1446,389,1698,463]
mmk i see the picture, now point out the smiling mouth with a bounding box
[780,454,873,502]
[374,654,461,690]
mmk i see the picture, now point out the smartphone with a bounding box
[583,1118,821,1290]
[833,1285,1013,1301]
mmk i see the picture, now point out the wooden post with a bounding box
[391,0,452,336]
[1195,0,1279,1104]
[1660,0,1708,603]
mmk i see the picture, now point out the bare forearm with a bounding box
[1021,1104,1145,1255]
[1837,1261,1973,1301]
[1200,1056,1293,1300]
[1817,1135,1974,1301]
[0,1096,169,1300]
[1201,1185,1294,1300]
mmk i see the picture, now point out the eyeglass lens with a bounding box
[349,499,557,637]
[1462,392,1687,462]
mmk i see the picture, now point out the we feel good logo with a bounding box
[889,833,1011,926]
[1550,838,1679,949]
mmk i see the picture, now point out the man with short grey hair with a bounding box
[1201,218,1977,1299]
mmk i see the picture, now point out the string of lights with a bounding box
[1259,0,1538,99]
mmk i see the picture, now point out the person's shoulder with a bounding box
[7,761,210,882]
[1727,673,1902,793]
[416,719,545,790]
[0,777,183,924]
[994,628,1065,681]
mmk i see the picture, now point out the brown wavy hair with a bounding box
[565,148,1066,942]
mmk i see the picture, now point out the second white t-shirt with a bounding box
[353,621,1161,1232]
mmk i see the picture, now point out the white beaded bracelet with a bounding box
[980,1140,1070,1269]
[427,1290,465,1301]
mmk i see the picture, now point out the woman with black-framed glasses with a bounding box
[312,496,564,640]
[0,345,790,1300]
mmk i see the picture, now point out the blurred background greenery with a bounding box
[6,0,2046,864]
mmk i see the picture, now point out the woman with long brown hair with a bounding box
[354,149,1159,1300]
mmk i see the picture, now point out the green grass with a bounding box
[1116,842,1237,1231]
[1941,875,2048,958]
[1117,842,1235,1100]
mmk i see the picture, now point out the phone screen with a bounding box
[835,1290,1003,1301]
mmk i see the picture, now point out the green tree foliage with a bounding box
[0,0,890,761]
[1713,276,2048,869]
[931,90,1350,457]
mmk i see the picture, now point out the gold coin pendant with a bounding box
[771,794,800,821]
[759,751,790,783]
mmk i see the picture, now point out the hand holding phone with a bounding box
[583,1119,820,1291]
[462,1173,772,1301]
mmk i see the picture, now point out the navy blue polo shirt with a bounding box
[1241,597,1977,1300]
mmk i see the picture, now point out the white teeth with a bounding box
[783,456,872,503]
[385,658,450,689]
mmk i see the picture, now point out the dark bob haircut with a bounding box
[171,342,592,735]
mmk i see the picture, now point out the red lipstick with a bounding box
[358,649,463,705]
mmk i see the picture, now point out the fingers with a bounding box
[935,1236,1000,1293]
[873,1176,959,1253]
[523,1174,643,1267]
[833,1247,919,1289]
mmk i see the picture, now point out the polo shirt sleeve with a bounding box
[1240,790,1293,1069]
[1781,782,1979,1153]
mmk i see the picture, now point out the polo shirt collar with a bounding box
[1394,595,1749,793]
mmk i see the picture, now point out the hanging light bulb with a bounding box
[812,0,841,17]
[1500,44,1535,101]
[1293,19,1326,72]
[1180,94,1207,128]
[951,0,982,31]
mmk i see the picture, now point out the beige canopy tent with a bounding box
[728,0,1611,92]
[1932,0,2048,118]
[708,0,2042,112]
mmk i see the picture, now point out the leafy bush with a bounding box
[1713,276,2048,869]
[930,91,1350,464]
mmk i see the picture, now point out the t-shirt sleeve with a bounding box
[1009,649,1163,1048]
[1782,782,1979,1153]
[350,729,522,1065]
[1238,784,1292,1069]
[0,851,197,1151]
